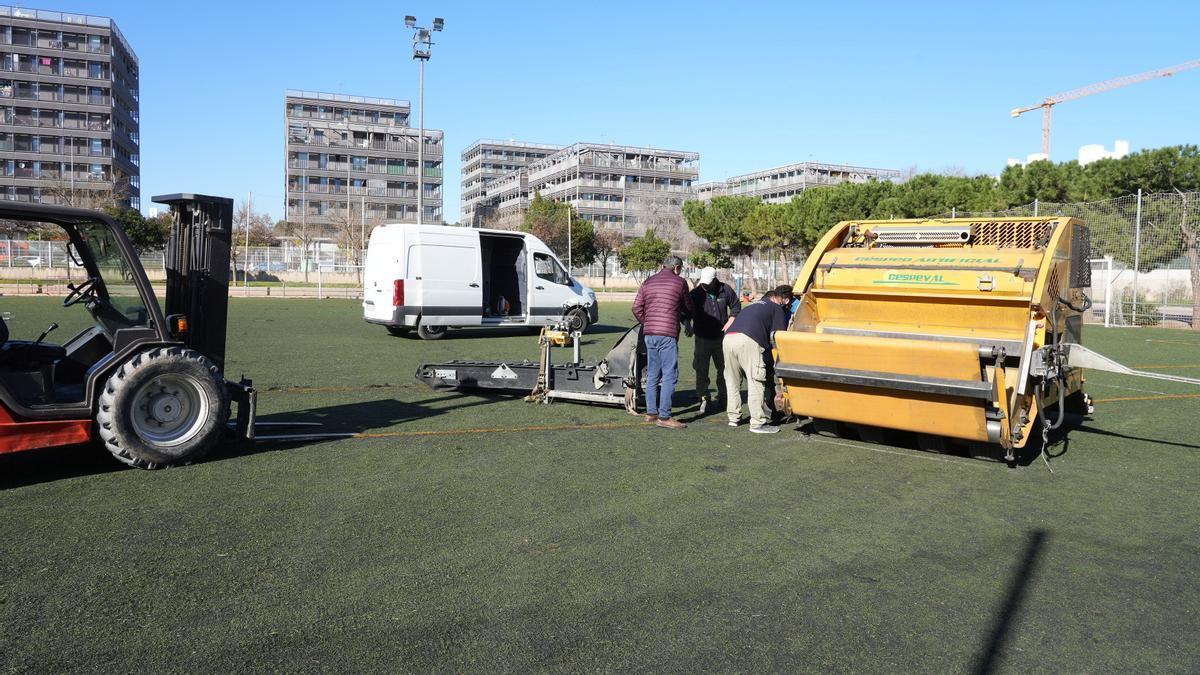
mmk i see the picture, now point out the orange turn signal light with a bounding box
[170,314,189,335]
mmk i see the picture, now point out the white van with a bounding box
[362,224,598,340]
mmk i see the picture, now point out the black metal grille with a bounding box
[1070,224,1091,288]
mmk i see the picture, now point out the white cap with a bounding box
[699,267,716,285]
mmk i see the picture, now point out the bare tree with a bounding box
[479,207,524,231]
[41,169,131,210]
[592,227,624,289]
[627,189,701,252]
[231,201,277,274]
[233,202,277,243]
[0,218,57,239]
[1,170,132,241]
[328,201,383,282]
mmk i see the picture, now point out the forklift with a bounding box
[0,194,257,468]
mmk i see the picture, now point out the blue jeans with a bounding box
[644,335,679,420]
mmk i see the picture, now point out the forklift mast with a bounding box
[152,193,234,370]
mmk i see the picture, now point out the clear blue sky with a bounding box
[53,0,1200,218]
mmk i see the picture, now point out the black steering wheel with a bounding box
[63,276,101,307]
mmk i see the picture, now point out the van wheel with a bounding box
[386,325,411,337]
[417,324,447,340]
[564,307,590,333]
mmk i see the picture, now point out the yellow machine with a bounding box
[775,216,1102,458]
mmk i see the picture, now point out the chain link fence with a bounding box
[0,239,367,298]
[940,191,1198,328]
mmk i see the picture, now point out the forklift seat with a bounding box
[0,314,66,367]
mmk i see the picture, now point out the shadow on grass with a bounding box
[1071,423,1200,450]
[0,443,122,490]
[0,394,498,489]
[255,394,496,435]
[973,529,1049,674]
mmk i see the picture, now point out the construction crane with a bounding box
[1011,59,1200,157]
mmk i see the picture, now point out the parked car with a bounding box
[362,224,598,340]
[248,261,290,273]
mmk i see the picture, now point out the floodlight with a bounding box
[405,15,416,27]
[432,17,444,31]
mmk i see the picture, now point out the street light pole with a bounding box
[407,15,443,226]
[417,57,424,225]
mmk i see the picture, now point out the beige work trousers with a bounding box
[723,332,771,427]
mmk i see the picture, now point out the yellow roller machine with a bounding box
[774,217,1199,460]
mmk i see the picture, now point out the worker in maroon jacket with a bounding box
[632,255,695,429]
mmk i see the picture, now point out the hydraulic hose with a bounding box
[1038,292,1091,433]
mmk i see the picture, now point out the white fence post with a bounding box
[1104,255,1113,328]
[1132,188,1142,323]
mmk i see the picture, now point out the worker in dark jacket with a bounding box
[723,286,792,433]
[632,255,695,429]
[688,266,740,413]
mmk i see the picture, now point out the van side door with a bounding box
[410,231,482,326]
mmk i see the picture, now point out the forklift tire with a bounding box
[96,347,229,469]
[417,324,447,340]
[564,307,590,333]
[386,325,411,337]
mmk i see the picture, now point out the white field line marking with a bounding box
[1088,381,1168,396]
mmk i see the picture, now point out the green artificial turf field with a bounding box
[1,297,1198,672]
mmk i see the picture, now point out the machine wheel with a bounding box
[417,324,447,340]
[96,347,229,469]
[564,307,590,333]
[386,325,411,337]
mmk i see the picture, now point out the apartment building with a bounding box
[474,142,699,237]
[284,90,444,228]
[698,161,901,204]
[460,139,561,226]
[0,6,140,209]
